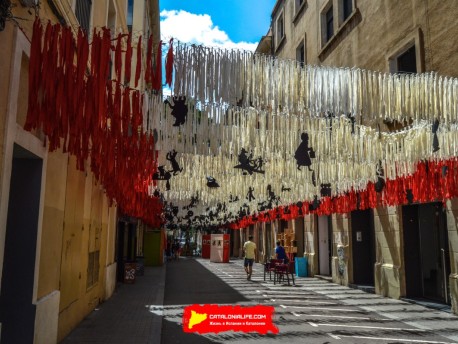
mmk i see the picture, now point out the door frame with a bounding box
[0,27,48,338]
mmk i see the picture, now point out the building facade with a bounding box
[253,0,458,315]
[0,0,160,342]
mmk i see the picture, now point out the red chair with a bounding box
[264,259,283,281]
[274,261,295,286]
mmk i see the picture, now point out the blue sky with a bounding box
[159,0,277,50]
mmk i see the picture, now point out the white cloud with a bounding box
[160,10,258,51]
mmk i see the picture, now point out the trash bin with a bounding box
[295,257,308,277]
[124,262,136,284]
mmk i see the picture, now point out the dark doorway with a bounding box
[116,219,138,282]
[403,203,450,303]
[351,209,375,285]
[0,144,43,343]
[317,215,332,276]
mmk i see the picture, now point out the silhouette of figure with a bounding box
[281,185,291,192]
[375,160,385,193]
[153,165,172,181]
[255,157,264,170]
[164,96,188,126]
[183,194,199,210]
[234,148,265,175]
[206,176,220,188]
[166,149,183,175]
[229,194,239,202]
[247,187,255,201]
[432,119,440,152]
[294,132,315,171]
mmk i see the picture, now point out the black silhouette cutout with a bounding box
[153,165,172,181]
[183,193,199,210]
[346,113,356,134]
[234,148,265,175]
[432,119,440,152]
[166,149,183,175]
[308,196,320,211]
[281,185,291,192]
[164,96,188,126]
[283,206,291,214]
[294,133,315,170]
[320,183,331,197]
[294,132,316,186]
[374,160,385,193]
[206,176,220,188]
[152,166,172,191]
[247,187,255,201]
[406,189,414,204]
[216,202,227,213]
[229,194,239,202]
[296,201,303,215]
[257,185,280,211]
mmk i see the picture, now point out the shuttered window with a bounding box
[87,250,100,289]
[75,0,92,33]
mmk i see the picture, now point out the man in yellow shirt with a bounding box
[243,235,256,280]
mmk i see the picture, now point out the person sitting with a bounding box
[275,240,289,263]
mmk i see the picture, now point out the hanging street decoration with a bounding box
[374,160,386,193]
[234,148,265,175]
[166,149,183,175]
[432,119,440,152]
[246,187,256,201]
[24,17,458,229]
[164,96,188,126]
[294,132,316,186]
[206,176,220,188]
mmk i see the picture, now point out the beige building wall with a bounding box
[446,199,458,314]
[303,214,317,276]
[267,0,458,313]
[374,206,404,300]
[331,213,351,285]
[1,0,159,341]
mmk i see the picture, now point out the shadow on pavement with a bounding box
[161,258,249,344]
[164,258,248,305]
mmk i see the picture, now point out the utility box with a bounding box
[295,257,307,277]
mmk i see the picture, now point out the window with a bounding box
[275,11,285,48]
[342,0,353,21]
[75,0,92,33]
[325,6,334,43]
[396,46,417,73]
[127,0,134,32]
[296,39,306,66]
[86,250,100,289]
[295,0,305,13]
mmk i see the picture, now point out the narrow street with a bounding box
[64,257,458,344]
[161,258,458,344]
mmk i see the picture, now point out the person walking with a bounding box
[243,235,256,280]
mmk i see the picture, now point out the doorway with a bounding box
[0,144,43,343]
[403,203,450,303]
[317,215,332,276]
[116,220,137,282]
[351,209,375,285]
